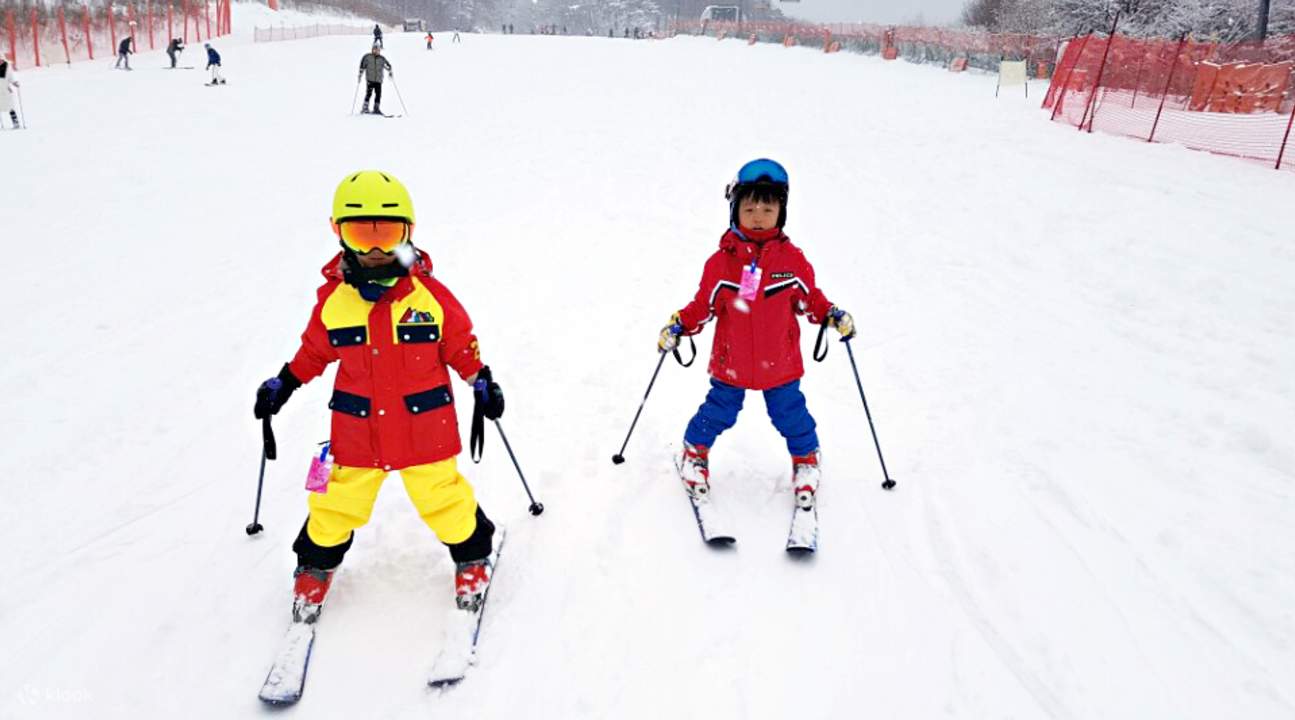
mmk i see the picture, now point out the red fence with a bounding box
[253,24,372,43]
[671,20,1060,75]
[4,0,231,69]
[1044,33,1295,170]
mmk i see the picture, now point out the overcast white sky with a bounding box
[777,0,966,25]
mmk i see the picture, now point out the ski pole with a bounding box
[843,339,897,491]
[350,75,360,115]
[493,419,544,516]
[611,350,668,465]
[16,85,26,129]
[389,74,409,116]
[247,378,281,533]
[247,416,276,535]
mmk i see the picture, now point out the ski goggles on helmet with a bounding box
[725,158,789,200]
[337,218,411,254]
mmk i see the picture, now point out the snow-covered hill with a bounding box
[2,31,1292,720]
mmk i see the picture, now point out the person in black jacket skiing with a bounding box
[167,37,185,69]
[372,24,383,48]
[115,33,135,70]
[358,44,392,115]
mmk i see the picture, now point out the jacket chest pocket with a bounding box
[397,323,441,378]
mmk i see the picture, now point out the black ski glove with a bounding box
[473,366,505,420]
[253,364,303,419]
[469,366,504,463]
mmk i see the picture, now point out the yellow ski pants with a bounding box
[304,457,479,548]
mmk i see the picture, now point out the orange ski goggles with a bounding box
[336,219,412,254]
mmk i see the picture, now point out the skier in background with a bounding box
[657,159,855,515]
[115,32,135,70]
[0,53,19,129]
[373,24,383,48]
[452,30,461,43]
[358,44,392,114]
[204,42,225,85]
[252,170,504,622]
[167,37,185,69]
[425,31,435,50]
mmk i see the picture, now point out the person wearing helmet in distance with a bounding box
[358,44,392,114]
[204,43,225,85]
[252,170,504,623]
[657,159,856,526]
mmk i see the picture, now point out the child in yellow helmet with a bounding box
[253,170,505,624]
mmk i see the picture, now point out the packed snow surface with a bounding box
[2,24,1294,720]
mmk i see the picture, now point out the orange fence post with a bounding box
[30,8,40,67]
[167,3,172,43]
[5,10,15,68]
[59,7,70,64]
[109,3,117,52]
[146,1,153,49]
[83,3,93,59]
[181,0,188,42]
[204,0,210,39]
[1079,13,1119,133]
[1048,33,1090,121]
[1277,102,1295,170]
[1148,34,1187,143]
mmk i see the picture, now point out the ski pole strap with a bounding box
[469,380,487,464]
[672,333,697,368]
[813,316,831,362]
[262,416,278,461]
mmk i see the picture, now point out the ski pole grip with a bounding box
[262,416,278,461]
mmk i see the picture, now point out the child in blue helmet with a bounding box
[658,159,855,536]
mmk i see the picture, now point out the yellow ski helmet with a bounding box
[330,170,416,228]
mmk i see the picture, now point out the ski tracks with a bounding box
[923,491,1075,720]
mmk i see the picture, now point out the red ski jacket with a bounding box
[676,230,834,391]
[288,251,484,470]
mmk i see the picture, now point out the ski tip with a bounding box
[706,536,737,547]
[429,676,464,690]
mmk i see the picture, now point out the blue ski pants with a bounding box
[684,378,818,456]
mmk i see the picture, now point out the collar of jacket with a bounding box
[322,247,434,287]
[719,227,788,261]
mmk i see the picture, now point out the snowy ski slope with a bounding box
[2,23,1293,720]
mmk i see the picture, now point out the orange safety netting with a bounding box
[1044,33,1295,170]
[253,24,374,43]
[4,1,231,69]
[671,20,1060,75]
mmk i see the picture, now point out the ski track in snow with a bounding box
[2,14,1295,720]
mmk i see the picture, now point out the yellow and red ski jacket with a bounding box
[288,251,483,470]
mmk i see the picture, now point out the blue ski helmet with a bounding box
[725,158,789,228]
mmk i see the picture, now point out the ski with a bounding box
[785,504,818,554]
[428,528,507,688]
[689,494,736,546]
[257,620,316,706]
[204,81,228,86]
[356,112,401,118]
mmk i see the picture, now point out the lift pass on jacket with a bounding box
[739,262,762,302]
[305,442,333,493]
